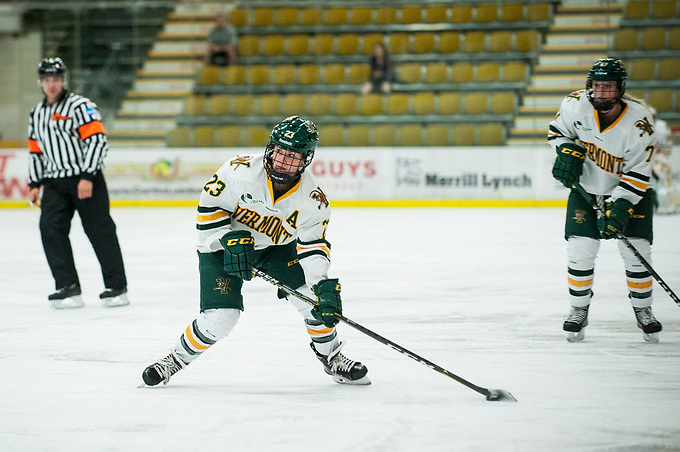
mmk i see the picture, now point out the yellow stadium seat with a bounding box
[335,94,357,116]
[387,94,409,115]
[450,6,473,23]
[313,35,335,56]
[502,3,524,22]
[324,65,346,84]
[503,62,527,82]
[451,63,474,83]
[399,64,422,83]
[453,124,476,146]
[274,65,296,85]
[219,125,240,147]
[361,94,383,115]
[400,125,423,146]
[426,125,450,146]
[614,29,639,51]
[184,95,205,116]
[401,6,422,24]
[194,126,215,147]
[641,28,666,50]
[389,33,410,54]
[351,7,372,25]
[254,8,274,27]
[278,8,298,26]
[245,126,269,147]
[630,60,655,80]
[464,93,488,114]
[413,93,435,115]
[349,64,370,84]
[326,8,347,25]
[439,93,462,114]
[363,34,385,54]
[478,63,500,82]
[648,90,673,112]
[309,94,332,116]
[426,6,447,23]
[515,30,539,52]
[234,95,255,116]
[652,0,677,18]
[167,127,190,147]
[224,66,245,85]
[259,94,281,116]
[626,89,645,101]
[288,35,309,56]
[658,59,680,80]
[527,2,550,21]
[464,32,486,52]
[199,66,221,85]
[425,63,448,83]
[338,35,359,55]
[670,28,680,50]
[491,92,515,114]
[625,0,650,19]
[264,35,285,56]
[413,33,435,54]
[208,94,230,115]
[248,65,269,85]
[322,125,345,146]
[439,32,461,53]
[229,9,248,27]
[374,125,397,146]
[299,65,320,85]
[347,125,370,146]
[476,4,498,22]
[489,31,512,53]
[376,8,397,25]
[238,36,259,57]
[284,94,306,116]
[302,8,323,26]
[479,124,504,146]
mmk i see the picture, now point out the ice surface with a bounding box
[1,207,679,451]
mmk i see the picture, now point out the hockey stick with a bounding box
[572,182,680,306]
[253,268,517,402]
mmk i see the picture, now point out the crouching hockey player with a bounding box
[142,116,370,386]
[549,58,662,343]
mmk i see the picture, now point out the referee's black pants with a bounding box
[40,173,127,291]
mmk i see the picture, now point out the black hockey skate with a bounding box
[142,351,188,386]
[100,287,130,307]
[48,283,84,309]
[563,305,589,342]
[633,306,662,343]
[311,341,370,385]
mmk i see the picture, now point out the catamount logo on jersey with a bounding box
[310,187,329,209]
[229,155,252,170]
[566,91,581,101]
[634,117,654,137]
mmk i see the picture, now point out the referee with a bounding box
[28,57,129,309]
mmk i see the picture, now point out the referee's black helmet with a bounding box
[38,57,67,78]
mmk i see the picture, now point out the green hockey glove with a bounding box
[311,279,342,327]
[219,230,255,281]
[597,198,634,239]
[552,143,586,188]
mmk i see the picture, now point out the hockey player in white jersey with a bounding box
[142,116,370,386]
[548,58,661,342]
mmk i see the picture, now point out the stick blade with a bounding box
[485,389,517,402]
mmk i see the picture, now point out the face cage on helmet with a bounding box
[586,78,625,112]
[263,142,315,185]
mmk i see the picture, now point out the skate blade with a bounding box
[566,330,585,342]
[332,374,371,385]
[102,294,130,308]
[50,295,85,309]
[643,332,659,343]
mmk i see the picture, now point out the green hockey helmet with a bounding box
[264,116,319,184]
[586,58,627,111]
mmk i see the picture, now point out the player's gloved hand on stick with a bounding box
[220,230,255,280]
[597,198,634,239]
[552,143,587,188]
[311,279,342,327]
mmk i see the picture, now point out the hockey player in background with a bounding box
[649,107,676,214]
[548,58,661,342]
[142,116,370,386]
[28,57,129,309]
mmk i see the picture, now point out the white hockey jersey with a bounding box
[196,153,331,286]
[548,89,657,205]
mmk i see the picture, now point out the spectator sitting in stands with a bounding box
[362,42,393,96]
[204,12,238,67]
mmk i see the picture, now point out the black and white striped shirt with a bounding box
[28,90,108,187]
